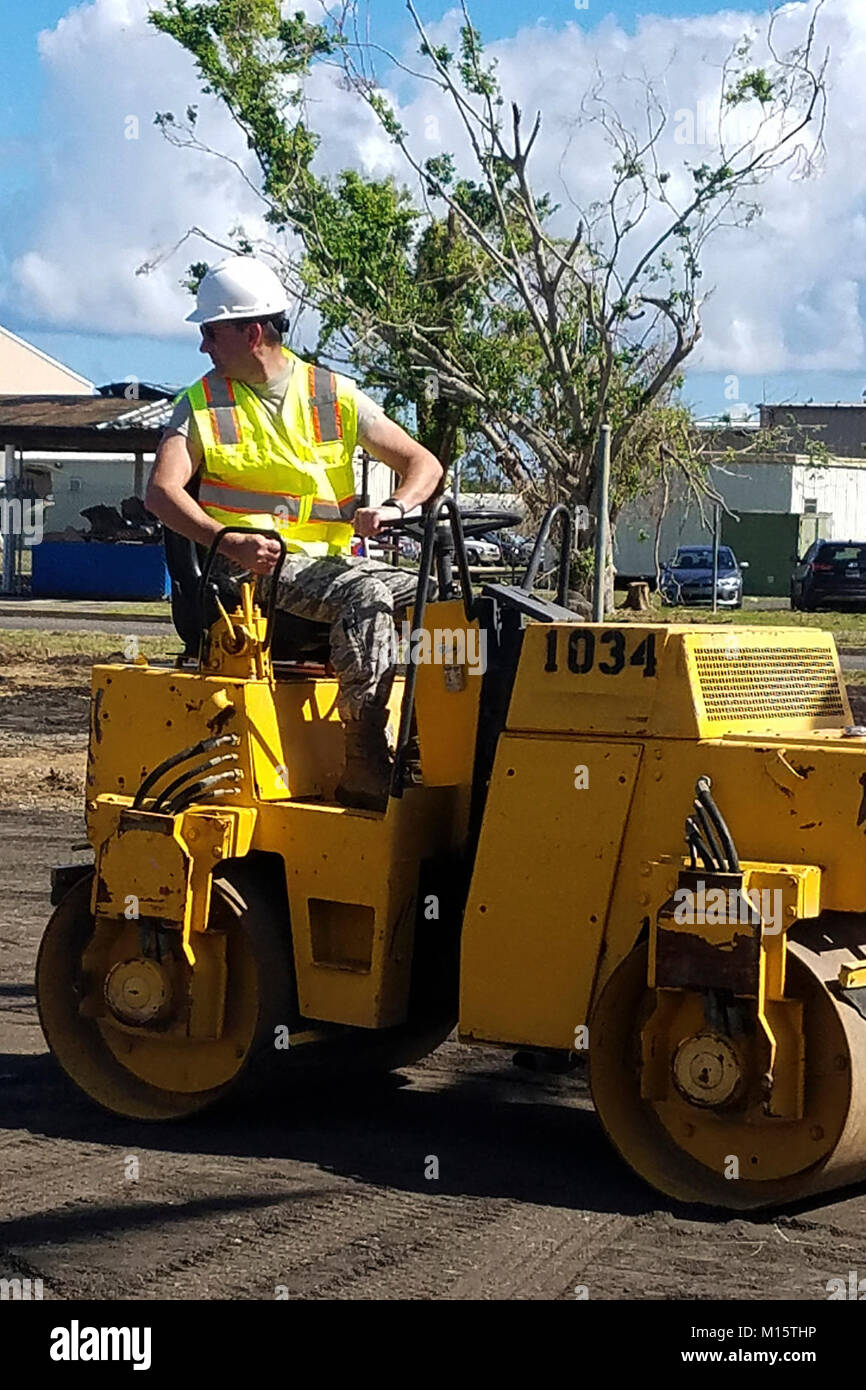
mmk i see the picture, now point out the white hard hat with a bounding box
[186,255,290,325]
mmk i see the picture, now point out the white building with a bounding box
[0,325,93,395]
[614,405,866,595]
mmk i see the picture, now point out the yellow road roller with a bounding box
[36,500,866,1209]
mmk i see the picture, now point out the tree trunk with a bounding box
[416,398,461,474]
[624,581,651,611]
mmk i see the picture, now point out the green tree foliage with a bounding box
[151,0,827,599]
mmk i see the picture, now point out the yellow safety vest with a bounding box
[184,348,359,557]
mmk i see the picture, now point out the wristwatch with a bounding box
[383,497,406,516]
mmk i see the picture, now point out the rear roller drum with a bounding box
[590,933,866,1210]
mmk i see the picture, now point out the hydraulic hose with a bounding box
[163,769,244,817]
[693,800,726,871]
[151,752,239,814]
[696,776,740,872]
[132,734,239,809]
[685,817,716,871]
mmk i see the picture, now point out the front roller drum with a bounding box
[36,867,295,1120]
[590,934,866,1210]
[37,867,455,1121]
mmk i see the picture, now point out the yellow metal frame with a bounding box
[459,622,866,1052]
[84,587,480,1034]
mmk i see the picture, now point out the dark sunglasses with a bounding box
[200,319,263,343]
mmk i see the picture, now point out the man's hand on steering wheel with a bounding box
[353,503,404,539]
[355,502,523,545]
[217,530,282,576]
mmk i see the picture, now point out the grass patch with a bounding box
[612,597,866,649]
[0,628,179,663]
[56,600,172,618]
[0,599,171,618]
[84,600,171,616]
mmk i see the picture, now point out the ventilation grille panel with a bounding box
[693,644,845,722]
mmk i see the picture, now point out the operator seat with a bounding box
[163,480,332,664]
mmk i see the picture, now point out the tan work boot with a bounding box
[335,708,393,812]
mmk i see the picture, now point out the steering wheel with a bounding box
[198,526,288,657]
[379,507,521,541]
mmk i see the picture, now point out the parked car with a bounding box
[356,534,420,564]
[791,539,866,611]
[660,545,746,608]
[359,535,391,559]
[397,535,421,561]
[496,532,534,566]
[464,536,502,565]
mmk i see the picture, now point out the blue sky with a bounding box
[1,0,863,417]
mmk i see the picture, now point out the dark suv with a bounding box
[791,540,866,611]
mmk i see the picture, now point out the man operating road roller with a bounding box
[146,254,443,812]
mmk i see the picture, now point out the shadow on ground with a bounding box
[0,1047,657,1221]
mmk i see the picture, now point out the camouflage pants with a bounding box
[217,553,422,721]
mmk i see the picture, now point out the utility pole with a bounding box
[712,503,721,615]
[358,450,370,560]
[1,445,16,595]
[592,423,611,623]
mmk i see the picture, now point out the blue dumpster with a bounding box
[30,542,170,600]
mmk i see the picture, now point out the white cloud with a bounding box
[4,0,274,336]
[2,0,403,338]
[385,2,866,376]
[5,0,866,379]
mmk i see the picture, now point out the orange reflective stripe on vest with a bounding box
[198,479,300,519]
[319,494,358,522]
[308,364,343,444]
[202,374,242,446]
[198,479,357,523]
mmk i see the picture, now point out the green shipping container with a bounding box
[721,512,831,597]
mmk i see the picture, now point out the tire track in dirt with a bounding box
[443,1209,634,1300]
[0,1139,334,1300]
[138,1186,465,1301]
[583,1214,866,1301]
[136,1184,618,1302]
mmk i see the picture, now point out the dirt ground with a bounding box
[4,652,866,1301]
